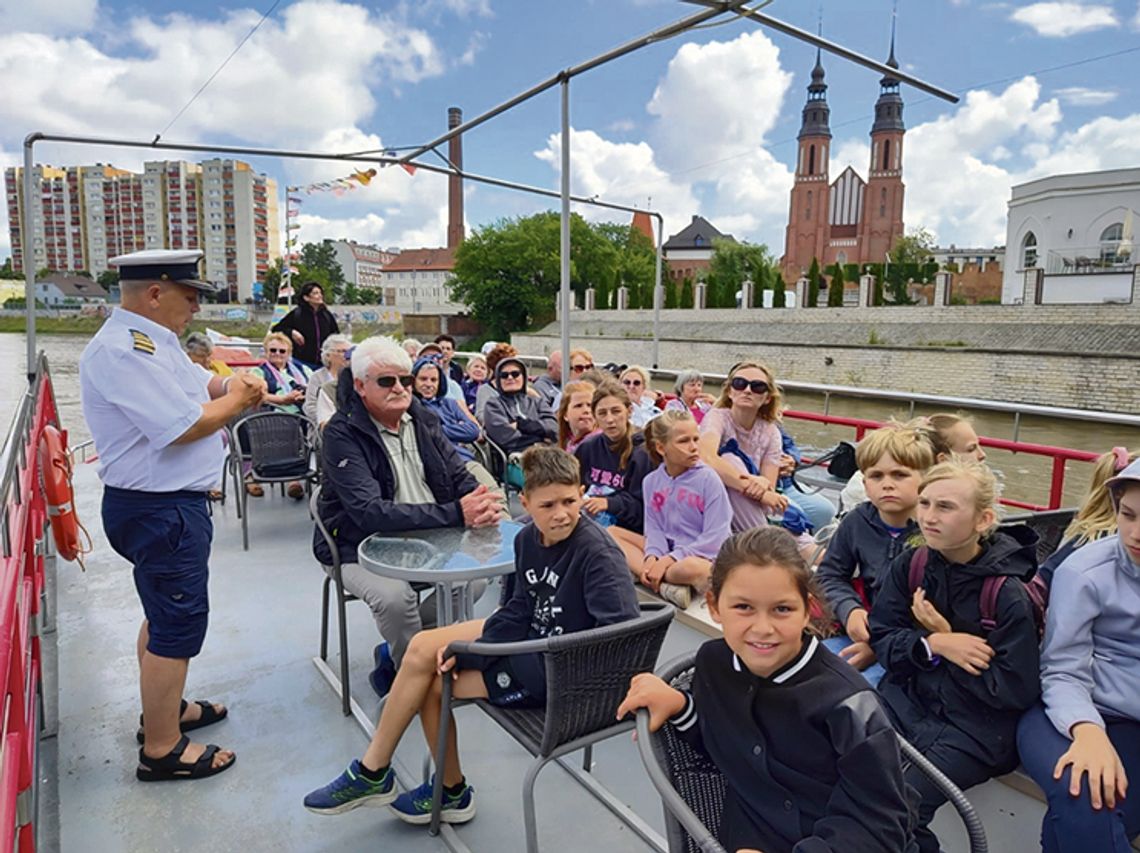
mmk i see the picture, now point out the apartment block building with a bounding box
[6,158,279,301]
[328,239,398,293]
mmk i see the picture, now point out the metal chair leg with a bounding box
[319,575,331,661]
[429,672,455,836]
[240,484,250,551]
[335,580,351,717]
[582,744,593,772]
[522,753,556,853]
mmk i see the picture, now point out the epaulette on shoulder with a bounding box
[129,328,156,355]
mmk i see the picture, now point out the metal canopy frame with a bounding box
[22,0,959,387]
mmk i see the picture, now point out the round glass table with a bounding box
[357,520,523,625]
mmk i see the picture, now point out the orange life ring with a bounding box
[38,425,81,562]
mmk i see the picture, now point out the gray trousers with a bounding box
[327,562,487,667]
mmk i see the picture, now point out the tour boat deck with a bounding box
[45,460,1049,852]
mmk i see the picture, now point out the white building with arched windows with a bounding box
[1002,168,1139,304]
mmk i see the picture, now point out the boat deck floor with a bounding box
[44,461,1048,852]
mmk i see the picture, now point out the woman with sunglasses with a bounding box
[619,365,661,429]
[697,361,790,533]
[253,332,312,498]
[483,357,558,456]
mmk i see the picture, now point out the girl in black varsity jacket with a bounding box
[619,527,916,853]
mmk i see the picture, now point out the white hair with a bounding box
[401,338,423,356]
[351,335,411,381]
[320,334,353,367]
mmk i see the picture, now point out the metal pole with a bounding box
[369,2,748,163]
[559,78,572,388]
[23,134,40,383]
[652,214,664,369]
[682,0,960,103]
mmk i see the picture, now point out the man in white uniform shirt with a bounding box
[80,249,264,781]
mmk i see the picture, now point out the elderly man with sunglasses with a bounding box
[313,336,502,697]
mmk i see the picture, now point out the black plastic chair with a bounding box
[229,410,318,550]
[311,484,359,717]
[432,602,675,851]
[1000,507,1076,563]
[637,652,989,853]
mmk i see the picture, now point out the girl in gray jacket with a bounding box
[1016,457,1140,853]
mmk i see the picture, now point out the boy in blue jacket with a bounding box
[304,445,640,825]
[816,425,934,684]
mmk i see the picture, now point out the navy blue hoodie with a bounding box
[816,502,921,630]
[455,514,639,693]
[574,431,653,533]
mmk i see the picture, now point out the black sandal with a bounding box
[137,699,228,744]
[136,734,235,781]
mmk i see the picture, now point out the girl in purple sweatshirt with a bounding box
[622,410,733,609]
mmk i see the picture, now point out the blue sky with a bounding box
[1,0,1138,260]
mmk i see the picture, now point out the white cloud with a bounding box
[534,129,698,239]
[1010,2,1119,36]
[1053,86,1118,106]
[607,119,636,134]
[1134,0,1140,28]
[0,0,98,35]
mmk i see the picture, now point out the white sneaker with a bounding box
[659,582,692,609]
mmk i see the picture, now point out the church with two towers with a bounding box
[780,38,907,285]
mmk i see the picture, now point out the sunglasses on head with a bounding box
[500,369,523,380]
[375,374,414,389]
[730,376,770,395]
[622,378,643,387]
[571,363,594,373]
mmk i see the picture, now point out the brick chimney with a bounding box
[447,107,464,249]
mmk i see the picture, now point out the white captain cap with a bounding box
[108,249,221,293]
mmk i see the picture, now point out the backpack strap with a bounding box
[907,547,929,593]
[979,576,1006,632]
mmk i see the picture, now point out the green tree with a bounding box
[807,257,821,308]
[664,278,679,309]
[291,241,348,302]
[886,227,939,305]
[827,264,845,307]
[680,277,694,309]
[97,270,118,291]
[706,239,777,309]
[0,258,13,279]
[772,273,787,308]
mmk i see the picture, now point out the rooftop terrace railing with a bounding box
[1045,247,1135,276]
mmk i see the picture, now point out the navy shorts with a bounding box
[481,652,546,708]
[102,486,212,659]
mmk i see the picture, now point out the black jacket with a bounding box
[313,392,477,566]
[272,304,339,366]
[482,359,558,453]
[671,637,916,853]
[815,502,921,629]
[869,526,1042,769]
[573,431,652,533]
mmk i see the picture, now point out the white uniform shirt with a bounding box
[80,307,224,492]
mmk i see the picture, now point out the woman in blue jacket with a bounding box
[412,356,481,461]
[1017,458,1140,853]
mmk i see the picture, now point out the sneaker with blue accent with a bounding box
[369,642,397,699]
[390,777,476,825]
[303,759,397,815]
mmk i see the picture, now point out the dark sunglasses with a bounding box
[571,363,594,373]
[267,347,289,354]
[500,370,523,380]
[730,377,770,395]
[375,374,414,389]
[622,378,643,387]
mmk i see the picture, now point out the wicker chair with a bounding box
[229,410,318,550]
[1000,508,1076,563]
[431,602,675,851]
[637,652,990,853]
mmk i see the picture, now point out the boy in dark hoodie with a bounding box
[870,459,1042,853]
[816,425,934,685]
[304,446,639,826]
[482,356,558,454]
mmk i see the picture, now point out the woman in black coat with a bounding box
[272,281,339,368]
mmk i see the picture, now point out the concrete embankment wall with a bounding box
[513,304,1140,414]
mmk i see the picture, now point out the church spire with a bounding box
[871,6,904,135]
[798,33,831,139]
